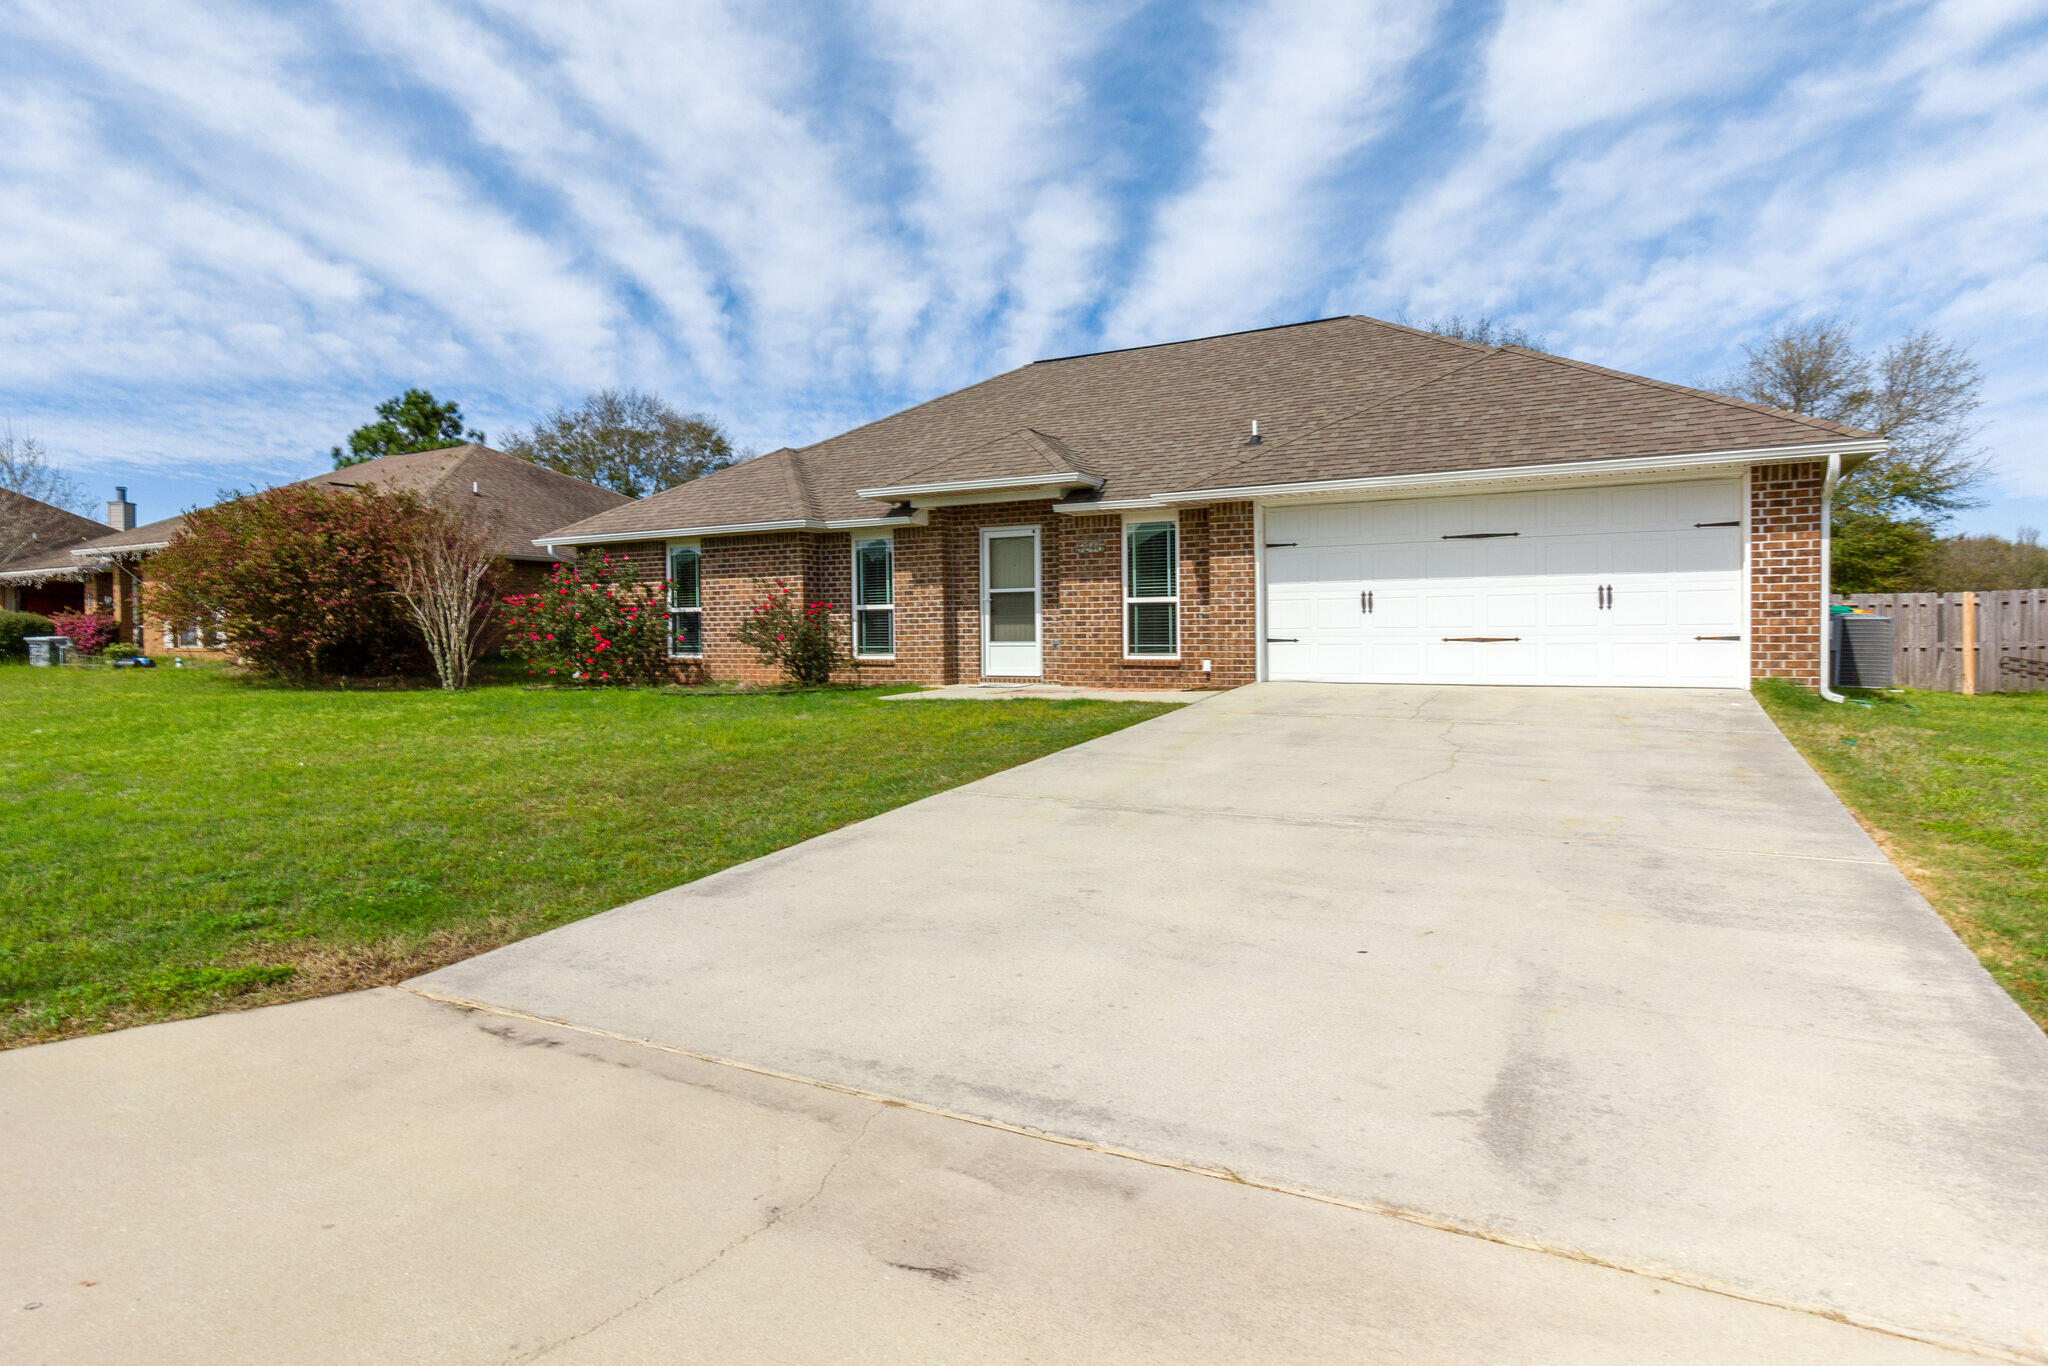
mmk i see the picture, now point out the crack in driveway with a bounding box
[503,1106,888,1364]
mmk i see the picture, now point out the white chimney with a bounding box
[106,486,136,531]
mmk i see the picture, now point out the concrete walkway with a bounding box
[416,684,2048,1360]
[0,989,1968,1364]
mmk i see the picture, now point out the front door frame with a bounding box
[979,524,1043,678]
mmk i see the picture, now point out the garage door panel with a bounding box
[1540,486,1603,532]
[1263,477,1747,687]
[1365,544,1424,578]
[1671,527,1741,572]
[1674,480,1742,524]
[1543,539,1603,575]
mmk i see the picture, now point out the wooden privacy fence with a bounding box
[1833,591,2048,693]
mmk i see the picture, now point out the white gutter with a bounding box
[1055,439,1884,512]
[856,472,1102,501]
[1819,451,1846,703]
[532,511,927,550]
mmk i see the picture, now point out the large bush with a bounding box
[733,582,850,687]
[48,610,117,655]
[0,609,53,658]
[148,484,436,680]
[500,554,669,684]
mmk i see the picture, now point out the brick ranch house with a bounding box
[0,488,115,617]
[18,445,626,655]
[537,316,1882,691]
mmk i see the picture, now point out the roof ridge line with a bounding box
[1499,347,1877,440]
[1183,347,1501,489]
[1031,315,1358,365]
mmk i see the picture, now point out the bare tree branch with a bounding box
[0,425,92,567]
[392,508,503,690]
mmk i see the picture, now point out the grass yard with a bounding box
[1758,679,2048,1030]
[1,664,1174,1046]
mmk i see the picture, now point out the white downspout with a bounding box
[1819,452,1845,702]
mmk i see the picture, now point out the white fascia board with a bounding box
[531,512,927,550]
[0,565,90,582]
[1093,440,1885,508]
[855,472,1105,501]
[71,542,168,559]
[821,511,930,529]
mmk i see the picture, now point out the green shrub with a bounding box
[734,582,851,687]
[103,642,142,660]
[501,554,669,684]
[0,610,54,659]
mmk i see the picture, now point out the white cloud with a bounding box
[1107,0,1439,344]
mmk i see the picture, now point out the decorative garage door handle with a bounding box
[1360,589,1372,613]
[1443,636,1521,642]
[1441,531,1521,539]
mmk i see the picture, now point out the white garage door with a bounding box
[1264,478,1746,687]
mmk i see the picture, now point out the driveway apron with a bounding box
[416,683,2048,1358]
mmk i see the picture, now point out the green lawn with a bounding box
[1,664,1174,1046]
[1757,679,2048,1029]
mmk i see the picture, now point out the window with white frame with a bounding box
[667,544,702,657]
[853,535,894,656]
[1123,518,1178,657]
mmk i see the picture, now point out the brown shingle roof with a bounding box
[0,489,110,576]
[73,445,628,563]
[542,316,1878,541]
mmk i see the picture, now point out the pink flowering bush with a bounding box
[48,610,119,655]
[501,554,668,685]
[733,581,849,687]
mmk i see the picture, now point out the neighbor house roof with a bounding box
[0,490,115,582]
[540,315,1882,543]
[71,445,629,565]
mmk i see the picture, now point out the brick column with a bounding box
[1748,462,1825,687]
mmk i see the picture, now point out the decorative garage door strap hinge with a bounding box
[1443,636,1521,642]
[1440,531,1520,539]
[1695,635,1742,641]
[1263,541,1298,548]
[1265,637,1299,643]
[1694,520,1740,527]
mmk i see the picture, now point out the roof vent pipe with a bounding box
[1247,420,1261,446]
[472,481,480,495]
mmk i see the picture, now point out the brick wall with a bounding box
[578,499,1258,690]
[1748,462,1825,686]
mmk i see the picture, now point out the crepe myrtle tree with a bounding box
[149,484,433,680]
[500,553,669,684]
[391,507,506,690]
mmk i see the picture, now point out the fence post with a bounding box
[1961,591,1978,696]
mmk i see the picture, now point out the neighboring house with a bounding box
[0,488,121,618]
[537,316,1880,691]
[65,446,629,653]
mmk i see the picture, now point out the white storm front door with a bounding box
[981,526,1042,677]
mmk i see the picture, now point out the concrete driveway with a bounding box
[411,683,2048,1359]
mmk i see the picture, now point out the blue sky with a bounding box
[5,0,2047,534]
